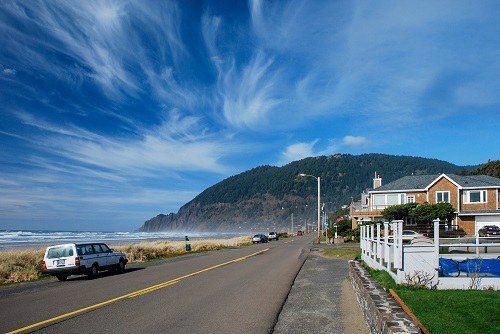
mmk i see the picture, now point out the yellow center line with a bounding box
[8,248,269,334]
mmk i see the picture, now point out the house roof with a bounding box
[371,174,500,192]
[458,210,500,216]
[445,174,500,188]
[372,174,438,192]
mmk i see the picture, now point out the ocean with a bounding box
[0,230,249,251]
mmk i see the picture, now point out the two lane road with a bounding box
[0,235,314,334]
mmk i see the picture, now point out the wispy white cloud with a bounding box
[15,110,231,179]
[246,0,500,132]
[343,136,368,147]
[0,176,198,229]
[1,107,229,230]
[220,51,283,129]
[2,68,16,75]
[277,135,372,166]
[277,140,318,166]
[0,1,189,102]
[1,1,499,230]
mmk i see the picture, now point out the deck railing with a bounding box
[360,219,500,290]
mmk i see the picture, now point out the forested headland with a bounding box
[138,154,492,232]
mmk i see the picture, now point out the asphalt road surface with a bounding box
[0,235,314,334]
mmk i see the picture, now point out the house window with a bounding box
[387,194,399,205]
[373,195,385,209]
[464,190,487,203]
[372,193,405,209]
[436,191,450,203]
[407,196,415,203]
[405,217,417,226]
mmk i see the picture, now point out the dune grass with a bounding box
[112,236,252,262]
[0,248,46,285]
[0,236,252,285]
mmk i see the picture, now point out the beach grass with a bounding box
[0,236,252,285]
[112,236,252,262]
[0,248,46,285]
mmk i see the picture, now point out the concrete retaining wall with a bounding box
[349,260,421,334]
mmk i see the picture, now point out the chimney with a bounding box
[373,172,382,189]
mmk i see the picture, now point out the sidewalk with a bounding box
[273,246,369,334]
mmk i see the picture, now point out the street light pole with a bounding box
[299,173,321,240]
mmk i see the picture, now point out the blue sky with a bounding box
[1,1,499,232]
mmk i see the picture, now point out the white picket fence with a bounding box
[360,219,500,290]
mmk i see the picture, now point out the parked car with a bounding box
[296,230,303,236]
[252,234,269,243]
[388,230,425,243]
[268,231,279,241]
[401,230,426,241]
[42,242,128,281]
[478,225,500,237]
[409,236,434,245]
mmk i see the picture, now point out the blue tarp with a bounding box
[439,257,500,277]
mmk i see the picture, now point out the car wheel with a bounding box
[56,275,67,281]
[87,264,98,278]
[116,259,125,272]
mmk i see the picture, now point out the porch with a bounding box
[360,219,500,290]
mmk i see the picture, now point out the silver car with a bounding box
[252,234,269,243]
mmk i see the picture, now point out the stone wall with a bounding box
[349,260,421,334]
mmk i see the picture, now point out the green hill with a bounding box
[138,154,480,232]
[470,159,500,177]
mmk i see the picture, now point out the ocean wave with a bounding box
[0,230,248,250]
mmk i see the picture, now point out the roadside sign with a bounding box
[324,222,329,227]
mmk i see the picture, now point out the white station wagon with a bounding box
[42,242,128,281]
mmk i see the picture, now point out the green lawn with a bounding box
[395,288,500,334]
[321,247,361,259]
[323,248,500,334]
